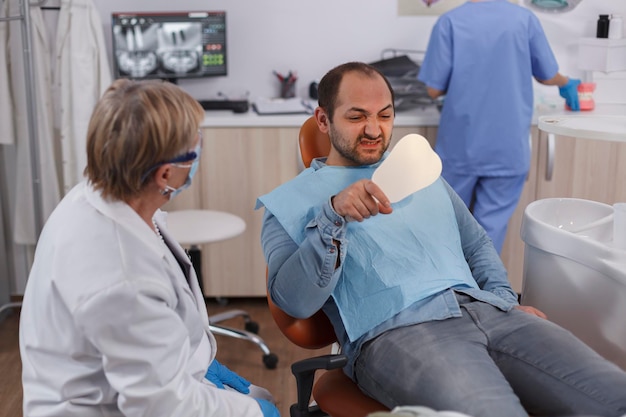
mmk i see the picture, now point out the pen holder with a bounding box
[279,79,296,99]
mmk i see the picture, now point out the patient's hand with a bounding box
[331,179,392,222]
[515,305,548,319]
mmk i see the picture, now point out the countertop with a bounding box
[201,101,626,130]
[536,103,626,142]
[201,104,441,128]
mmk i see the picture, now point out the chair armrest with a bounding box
[289,354,348,417]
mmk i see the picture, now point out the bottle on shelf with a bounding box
[597,14,610,38]
[609,14,623,40]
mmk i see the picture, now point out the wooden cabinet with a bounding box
[164,127,301,297]
[535,132,626,202]
[392,126,439,149]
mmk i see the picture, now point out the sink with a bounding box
[522,197,613,243]
[520,198,626,370]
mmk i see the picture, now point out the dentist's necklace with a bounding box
[152,219,165,243]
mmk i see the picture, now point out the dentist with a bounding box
[19,79,279,417]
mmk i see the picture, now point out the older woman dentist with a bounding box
[19,79,279,417]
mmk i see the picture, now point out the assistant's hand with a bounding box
[558,78,581,111]
[255,399,280,417]
[331,179,392,222]
[514,305,547,319]
[205,359,251,393]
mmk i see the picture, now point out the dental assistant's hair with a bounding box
[317,61,395,122]
[84,78,204,201]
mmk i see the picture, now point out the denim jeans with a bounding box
[354,294,626,417]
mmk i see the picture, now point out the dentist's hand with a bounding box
[559,78,581,111]
[256,399,281,417]
[205,360,251,393]
[331,179,392,222]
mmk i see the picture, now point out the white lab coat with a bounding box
[19,182,263,417]
[0,0,15,145]
[55,0,112,194]
[5,2,61,244]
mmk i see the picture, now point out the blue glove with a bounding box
[255,399,280,417]
[558,78,581,111]
[205,360,251,394]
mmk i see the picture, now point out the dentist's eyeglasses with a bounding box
[170,130,203,169]
[140,130,203,182]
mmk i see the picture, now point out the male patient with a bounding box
[257,61,626,417]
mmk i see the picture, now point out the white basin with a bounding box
[523,197,613,241]
[520,198,626,370]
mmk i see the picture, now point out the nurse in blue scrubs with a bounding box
[418,0,580,253]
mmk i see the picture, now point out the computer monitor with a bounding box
[111,11,227,82]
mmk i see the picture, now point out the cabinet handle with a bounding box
[526,132,532,181]
[546,132,555,181]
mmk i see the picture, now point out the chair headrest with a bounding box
[298,116,331,168]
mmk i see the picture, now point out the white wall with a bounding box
[94,0,438,101]
[94,0,626,103]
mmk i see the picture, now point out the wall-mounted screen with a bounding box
[111,11,227,81]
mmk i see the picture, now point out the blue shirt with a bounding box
[258,157,519,378]
[418,0,559,176]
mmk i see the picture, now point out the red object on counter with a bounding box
[566,82,596,111]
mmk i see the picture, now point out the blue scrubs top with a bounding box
[418,0,559,176]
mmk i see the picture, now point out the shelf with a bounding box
[578,37,626,72]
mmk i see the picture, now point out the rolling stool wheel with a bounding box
[263,353,279,369]
[244,320,260,334]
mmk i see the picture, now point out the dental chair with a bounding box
[265,116,389,417]
[267,292,388,417]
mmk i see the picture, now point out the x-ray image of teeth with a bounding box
[113,24,160,77]
[157,22,202,74]
[113,21,203,78]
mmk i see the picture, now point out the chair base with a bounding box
[290,403,327,417]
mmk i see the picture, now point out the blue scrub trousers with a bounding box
[443,172,527,253]
[354,293,626,417]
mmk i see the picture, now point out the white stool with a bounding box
[166,209,278,369]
